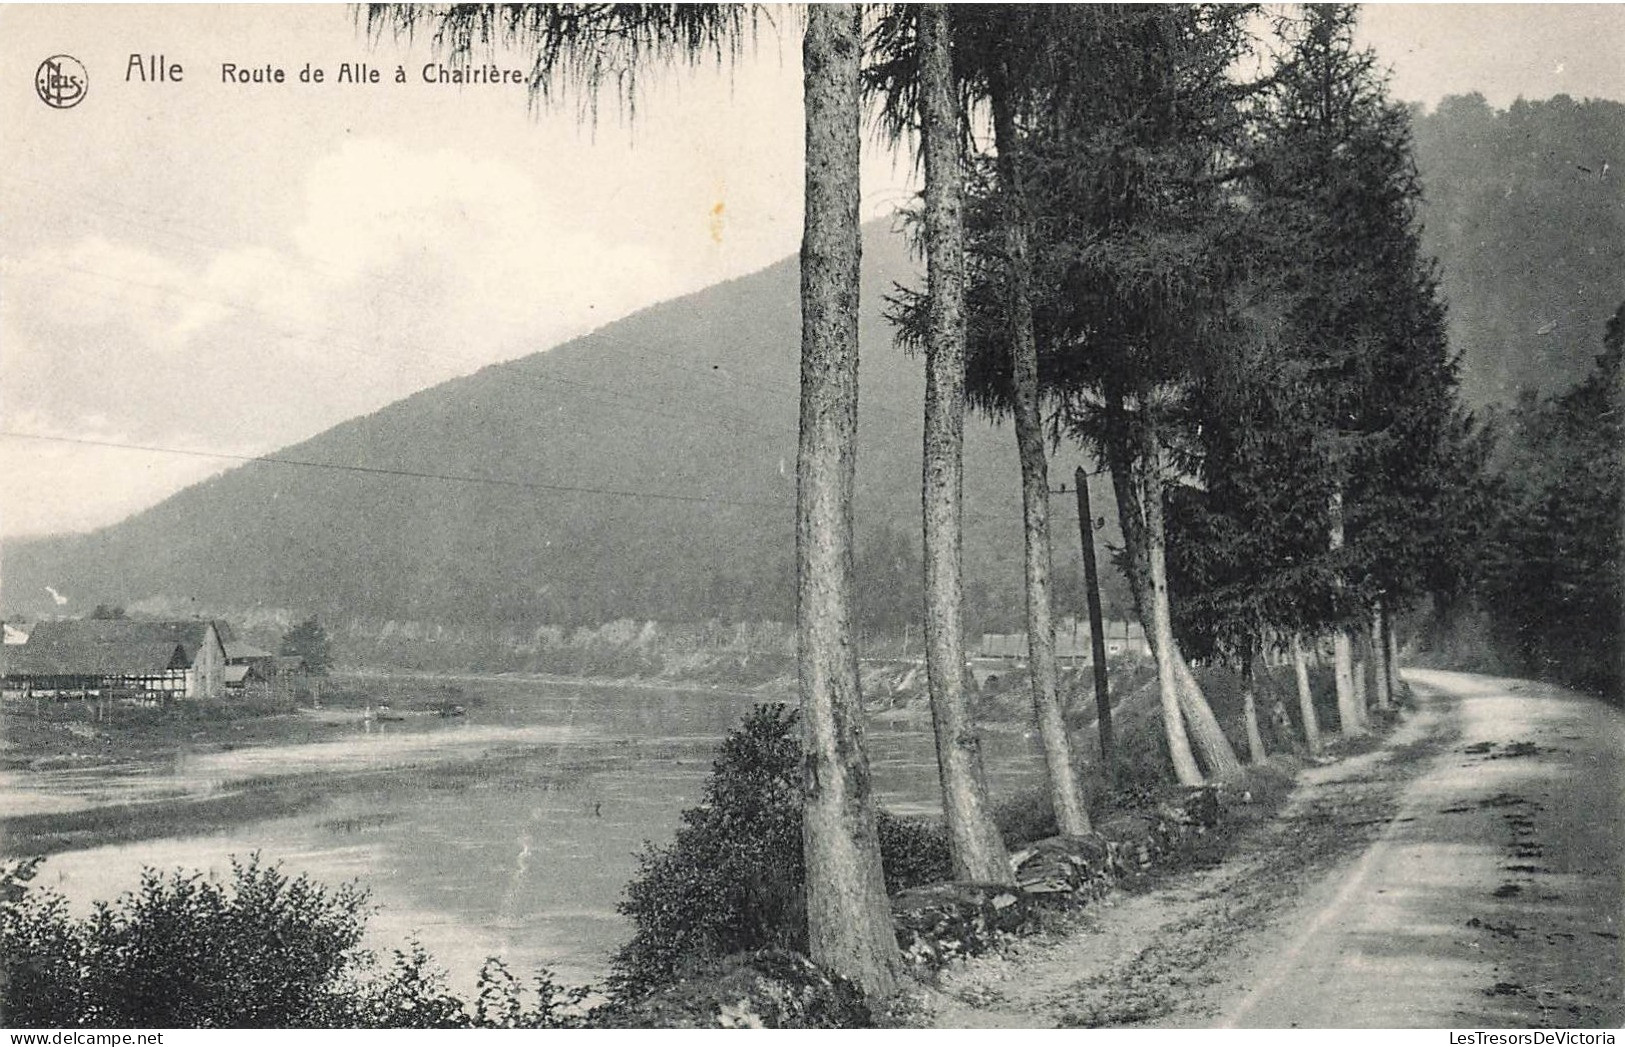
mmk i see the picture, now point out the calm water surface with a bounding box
[6,677,1045,987]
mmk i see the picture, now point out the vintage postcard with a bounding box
[2,3,1620,1033]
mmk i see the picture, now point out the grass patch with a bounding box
[0,785,332,858]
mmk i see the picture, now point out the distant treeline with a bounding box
[1438,302,1623,698]
[1,95,1617,658]
[1413,93,1625,407]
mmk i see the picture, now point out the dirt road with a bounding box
[921,670,1622,1028]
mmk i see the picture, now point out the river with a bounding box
[2,677,1045,989]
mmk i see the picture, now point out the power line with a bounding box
[2,427,1091,531]
[0,430,791,511]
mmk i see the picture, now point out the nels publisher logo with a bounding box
[35,55,88,109]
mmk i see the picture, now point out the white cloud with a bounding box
[287,137,679,358]
[0,136,712,538]
[0,411,246,536]
[0,21,917,540]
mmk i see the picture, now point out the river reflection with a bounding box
[7,677,1045,988]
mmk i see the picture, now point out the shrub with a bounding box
[1,858,87,1027]
[1,854,368,1027]
[471,958,592,1029]
[0,854,590,1029]
[595,949,872,1029]
[611,704,955,999]
[874,811,953,893]
[610,705,806,998]
[992,789,1059,848]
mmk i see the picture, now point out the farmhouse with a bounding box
[222,639,275,690]
[0,619,229,700]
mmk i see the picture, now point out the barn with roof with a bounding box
[222,638,275,691]
[0,619,229,700]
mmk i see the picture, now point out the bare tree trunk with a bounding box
[1136,404,1203,786]
[1240,652,1266,765]
[1332,630,1358,733]
[1291,633,1322,753]
[797,5,901,997]
[918,3,1014,881]
[1328,488,1363,735]
[990,60,1089,836]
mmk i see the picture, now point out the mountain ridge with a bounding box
[1,221,1044,632]
[8,92,1619,638]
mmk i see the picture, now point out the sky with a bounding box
[3,4,1622,539]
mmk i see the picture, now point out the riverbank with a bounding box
[1,698,352,773]
[0,737,641,859]
[0,672,502,773]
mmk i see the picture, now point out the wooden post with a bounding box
[1384,610,1402,700]
[1075,466,1114,769]
[1371,603,1392,709]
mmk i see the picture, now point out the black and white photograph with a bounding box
[1,2,1620,1032]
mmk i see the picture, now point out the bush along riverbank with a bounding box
[0,692,1377,1029]
[592,704,1308,1028]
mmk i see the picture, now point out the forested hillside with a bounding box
[1,224,1104,635]
[4,93,1617,640]
[1413,93,1625,406]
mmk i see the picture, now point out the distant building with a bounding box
[222,639,276,691]
[274,654,307,676]
[224,640,272,665]
[978,633,1027,660]
[977,619,1150,664]
[0,619,229,700]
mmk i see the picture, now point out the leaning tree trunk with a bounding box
[797,5,902,998]
[1290,633,1322,753]
[1135,403,1203,786]
[1172,646,1242,777]
[1328,487,1363,735]
[918,3,1014,883]
[1240,649,1267,765]
[1103,388,1238,778]
[990,60,1090,836]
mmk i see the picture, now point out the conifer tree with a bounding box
[1018,5,1254,782]
[930,5,1254,784]
[1237,4,1470,733]
[366,3,904,996]
[863,4,1016,882]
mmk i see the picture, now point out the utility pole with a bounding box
[1074,466,1114,770]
